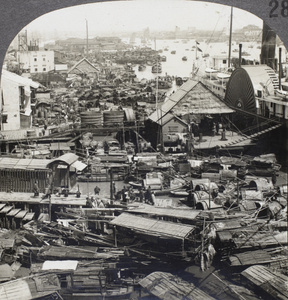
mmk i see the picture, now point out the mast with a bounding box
[228,6,233,68]
[86,19,89,57]
[154,38,164,153]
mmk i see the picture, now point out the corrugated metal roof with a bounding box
[0,158,50,170]
[110,213,195,239]
[149,79,233,123]
[128,206,200,221]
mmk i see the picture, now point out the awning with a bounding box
[71,160,87,171]
[6,209,21,217]
[110,213,195,239]
[14,210,28,219]
[22,212,35,221]
[0,206,13,214]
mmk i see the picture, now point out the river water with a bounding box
[127,38,264,80]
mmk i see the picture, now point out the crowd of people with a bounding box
[85,184,155,208]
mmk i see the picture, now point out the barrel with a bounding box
[80,111,102,127]
[103,110,124,127]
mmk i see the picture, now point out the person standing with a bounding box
[33,181,39,197]
[94,186,100,195]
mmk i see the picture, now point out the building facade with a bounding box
[17,50,55,73]
[0,69,39,131]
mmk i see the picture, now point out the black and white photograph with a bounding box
[0,0,287,299]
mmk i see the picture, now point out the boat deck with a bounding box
[193,130,252,151]
[0,191,87,206]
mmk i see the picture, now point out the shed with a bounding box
[67,58,99,78]
[0,157,51,193]
[147,79,233,149]
[47,153,87,190]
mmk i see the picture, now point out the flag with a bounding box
[197,47,202,52]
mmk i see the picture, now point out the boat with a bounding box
[138,64,146,71]
[176,77,183,86]
[205,67,219,80]
[128,181,143,188]
[170,189,189,197]
[217,72,231,83]
[152,63,162,73]
[157,80,172,89]
[182,56,187,61]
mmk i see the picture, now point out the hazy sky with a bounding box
[24,0,263,36]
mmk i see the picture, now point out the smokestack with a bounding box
[239,43,242,67]
[260,22,276,69]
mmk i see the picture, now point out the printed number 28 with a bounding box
[270,0,288,17]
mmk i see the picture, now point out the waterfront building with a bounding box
[67,57,99,79]
[0,69,39,131]
[147,79,234,151]
[17,50,55,73]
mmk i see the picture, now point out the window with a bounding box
[34,58,37,62]
[43,58,46,61]
[223,59,227,64]
[34,68,38,72]
[19,86,25,111]
[2,114,7,123]
[43,68,46,71]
